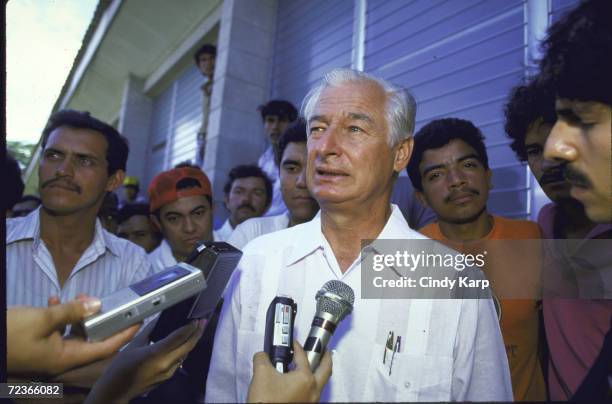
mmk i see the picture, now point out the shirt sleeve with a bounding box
[451,297,514,401]
[205,263,243,403]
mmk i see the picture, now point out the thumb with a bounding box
[291,339,310,371]
[313,349,333,390]
[252,351,274,374]
[44,298,101,334]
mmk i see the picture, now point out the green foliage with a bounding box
[7,140,37,168]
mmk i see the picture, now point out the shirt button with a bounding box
[404,382,411,389]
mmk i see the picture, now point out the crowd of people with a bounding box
[5,0,611,402]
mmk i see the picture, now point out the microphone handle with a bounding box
[304,313,338,371]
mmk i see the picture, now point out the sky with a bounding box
[6,0,98,145]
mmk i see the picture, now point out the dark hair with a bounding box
[504,80,557,161]
[193,44,217,64]
[537,0,612,105]
[174,161,199,169]
[223,164,273,205]
[117,202,150,225]
[258,100,298,122]
[18,195,42,205]
[407,118,489,191]
[275,118,307,166]
[42,109,129,176]
[6,153,25,212]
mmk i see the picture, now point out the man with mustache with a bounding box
[227,119,319,248]
[537,0,612,225]
[505,78,612,401]
[6,109,154,387]
[214,164,272,241]
[206,69,511,402]
[406,118,545,401]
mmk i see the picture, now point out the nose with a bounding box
[447,167,467,188]
[313,125,341,158]
[544,120,578,163]
[55,158,75,177]
[296,167,308,189]
[183,217,196,234]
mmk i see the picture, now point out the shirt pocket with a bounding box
[362,343,453,402]
[236,329,264,402]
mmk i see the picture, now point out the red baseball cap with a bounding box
[148,167,212,213]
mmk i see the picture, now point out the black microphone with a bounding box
[264,296,297,373]
[304,280,355,371]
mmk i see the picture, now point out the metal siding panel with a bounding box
[366,0,528,218]
[170,66,203,166]
[550,0,580,22]
[270,0,354,105]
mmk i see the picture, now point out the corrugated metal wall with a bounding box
[269,0,355,107]
[144,65,204,185]
[550,0,580,23]
[366,0,528,218]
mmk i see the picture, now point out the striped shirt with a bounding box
[6,208,154,307]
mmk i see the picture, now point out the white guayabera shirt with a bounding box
[205,205,513,402]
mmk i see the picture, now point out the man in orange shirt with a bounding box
[406,118,545,401]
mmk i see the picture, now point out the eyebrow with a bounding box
[281,158,301,166]
[556,108,581,121]
[347,112,374,125]
[309,115,329,125]
[163,204,208,218]
[421,153,480,176]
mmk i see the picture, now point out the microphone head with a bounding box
[315,280,355,322]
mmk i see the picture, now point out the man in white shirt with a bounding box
[6,109,154,390]
[206,69,512,402]
[257,100,298,216]
[148,166,214,271]
[228,119,319,248]
[214,165,272,241]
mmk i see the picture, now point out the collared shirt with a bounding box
[148,239,178,272]
[6,208,153,307]
[226,212,290,249]
[205,205,512,402]
[213,219,234,242]
[538,203,612,400]
[257,146,287,217]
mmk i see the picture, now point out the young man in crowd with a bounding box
[116,202,162,253]
[257,99,298,216]
[505,78,612,402]
[147,166,214,271]
[407,118,545,401]
[506,0,612,398]
[207,69,512,402]
[6,109,153,389]
[538,0,611,225]
[193,43,216,166]
[214,164,272,241]
[228,119,319,248]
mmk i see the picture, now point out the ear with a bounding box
[486,169,493,190]
[150,214,162,233]
[106,170,125,192]
[393,136,414,173]
[223,194,229,211]
[415,190,430,209]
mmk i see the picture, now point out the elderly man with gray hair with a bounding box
[205,69,512,402]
